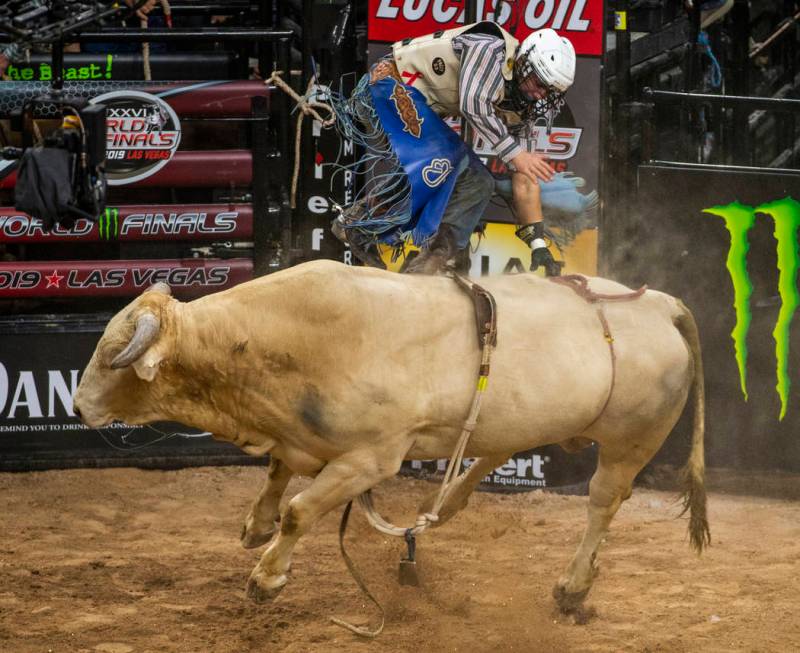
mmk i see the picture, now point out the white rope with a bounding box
[141,16,150,80]
[358,330,494,538]
[264,71,335,209]
[140,1,171,81]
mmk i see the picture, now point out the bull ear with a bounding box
[131,344,166,382]
[111,313,160,369]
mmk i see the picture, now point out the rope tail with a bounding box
[330,501,385,638]
[673,300,711,553]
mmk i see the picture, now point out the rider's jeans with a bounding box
[440,155,496,249]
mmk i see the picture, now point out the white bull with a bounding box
[73,260,709,613]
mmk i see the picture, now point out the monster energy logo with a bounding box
[98,207,119,240]
[703,197,800,420]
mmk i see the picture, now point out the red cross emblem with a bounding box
[401,70,424,86]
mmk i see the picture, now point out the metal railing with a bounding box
[640,86,800,169]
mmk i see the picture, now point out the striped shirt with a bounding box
[452,33,522,165]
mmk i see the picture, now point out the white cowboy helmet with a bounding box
[516,28,576,93]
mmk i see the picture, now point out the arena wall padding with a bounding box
[0,314,264,472]
[623,164,800,472]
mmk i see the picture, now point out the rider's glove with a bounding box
[531,245,561,277]
[515,222,561,277]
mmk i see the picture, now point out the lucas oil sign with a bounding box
[368,0,603,56]
[90,90,181,186]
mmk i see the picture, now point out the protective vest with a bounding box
[392,21,519,117]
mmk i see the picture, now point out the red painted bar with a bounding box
[0,258,253,298]
[157,81,269,116]
[0,204,253,243]
[0,150,253,189]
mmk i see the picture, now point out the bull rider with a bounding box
[331,21,577,275]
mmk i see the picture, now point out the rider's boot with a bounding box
[405,224,460,275]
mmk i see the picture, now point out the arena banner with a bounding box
[3,52,234,81]
[0,317,256,471]
[92,89,183,185]
[379,212,597,274]
[368,0,603,56]
[631,164,800,472]
[0,80,269,118]
[0,258,252,299]
[0,205,253,243]
[401,443,597,493]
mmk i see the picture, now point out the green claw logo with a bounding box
[703,198,800,420]
[98,207,119,240]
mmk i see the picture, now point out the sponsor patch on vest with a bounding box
[390,83,424,138]
[422,158,453,187]
[370,59,401,85]
[432,57,446,75]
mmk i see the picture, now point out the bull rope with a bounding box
[332,273,497,637]
[549,274,647,433]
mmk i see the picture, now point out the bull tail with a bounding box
[673,300,711,553]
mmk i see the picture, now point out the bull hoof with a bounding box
[246,571,287,604]
[240,518,279,549]
[552,583,590,614]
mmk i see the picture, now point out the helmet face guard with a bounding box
[507,61,566,127]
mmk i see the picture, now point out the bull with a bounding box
[72,260,709,613]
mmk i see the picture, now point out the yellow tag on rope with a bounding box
[477,376,488,392]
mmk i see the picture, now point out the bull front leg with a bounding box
[245,442,409,603]
[241,457,294,549]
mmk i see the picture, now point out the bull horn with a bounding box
[149,282,171,296]
[111,313,161,369]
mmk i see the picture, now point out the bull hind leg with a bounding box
[553,442,661,615]
[246,441,410,603]
[241,457,294,549]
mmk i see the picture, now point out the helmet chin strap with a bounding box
[533,92,566,133]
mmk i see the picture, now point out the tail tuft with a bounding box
[680,464,711,553]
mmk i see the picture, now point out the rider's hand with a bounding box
[510,150,553,185]
[531,245,561,277]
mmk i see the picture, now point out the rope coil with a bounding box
[264,71,335,209]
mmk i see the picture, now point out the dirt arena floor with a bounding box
[1,465,799,653]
